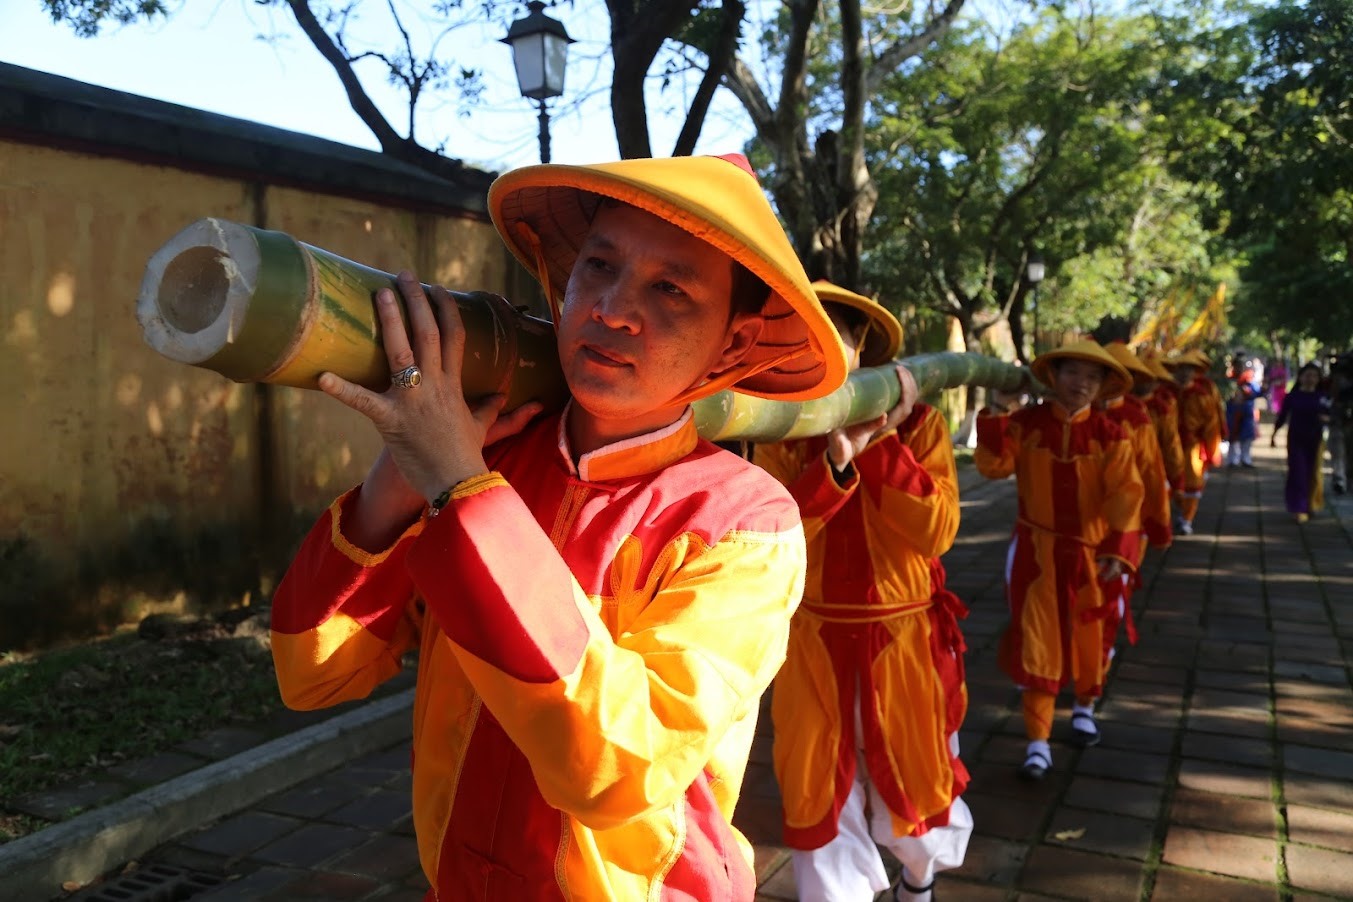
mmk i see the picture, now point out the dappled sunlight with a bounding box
[145,401,164,437]
[115,373,142,407]
[46,271,75,317]
[7,308,38,346]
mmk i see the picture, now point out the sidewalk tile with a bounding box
[1161,826,1279,882]
[965,790,1052,841]
[258,776,371,819]
[326,789,413,830]
[1020,845,1143,901]
[1149,867,1279,902]
[260,870,381,900]
[1282,743,1353,780]
[1285,843,1353,897]
[1286,803,1353,853]
[1074,747,1171,785]
[949,834,1028,885]
[10,778,125,820]
[1044,806,1154,859]
[1179,732,1273,768]
[252,823,373,868]
[326,833,422,880]
[177,726,269,760]
[1062,775,1163,820]
[1283,770,1353,813]
[755,854,798,900]
[181,811,304,857]
[753,844,790,881]
[1276,715,1353,749]
[1184,709,1271,740]
[107,750,207,786]
[1169,787,1278,838]
[1176,757,1273,799]
[196,866,306,901]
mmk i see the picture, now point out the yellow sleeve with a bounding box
[1097,435,1146,566]
[860,408,960,558]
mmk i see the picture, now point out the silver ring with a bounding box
[391,364,422,389]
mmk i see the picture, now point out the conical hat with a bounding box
[1165,349,1211,370]
[1103,342,1154,386]
[1030,339,1132,400]
[488,154,847,401]
[811,280,903,368]
[1137,350,1174,381]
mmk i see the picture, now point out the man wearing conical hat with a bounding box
[1164,349,1226,535]
[975,339,1144,781]
[269,154,849,900]
[1098,343,1173,664]
[754,282,970,902]
[1139,349,1187,495]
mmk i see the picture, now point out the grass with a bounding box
[0,625,284,843]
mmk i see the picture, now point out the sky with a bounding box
[0,0,759,172]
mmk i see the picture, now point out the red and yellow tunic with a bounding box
[1178,374,1225,494]
[1104,395,1172,552]
[974,402,1143,698]
[753,403,967,851]
[1147,382,1186,491]
[270,409,806,901]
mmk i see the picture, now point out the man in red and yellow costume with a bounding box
[754,282,970,902]
[977,340,1144,781]
[1166,349,1226,535]
[268,155,851,900]
[1140,351,1186,496]
[1099,343,1173,659]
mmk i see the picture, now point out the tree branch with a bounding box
[673,0,746,156]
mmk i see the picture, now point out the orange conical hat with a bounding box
[1031,339,1132,400]
[811,280,903,368]
[489,154,847,401]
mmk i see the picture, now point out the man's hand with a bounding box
[880,364,920,433]
[1096,557,1124,582]
[827,414,887,472]
[988,388,1024,413]
[317,272,542,503]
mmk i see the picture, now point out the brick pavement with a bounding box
[55,441,1353,902]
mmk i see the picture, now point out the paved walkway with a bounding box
[51,442,1353,901]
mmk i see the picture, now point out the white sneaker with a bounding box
[1178,520,1194,536]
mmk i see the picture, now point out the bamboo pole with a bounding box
[692,352,1029,443]
[138,220,1027,442]
[136,218,569,413]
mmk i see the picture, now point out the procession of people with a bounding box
[261,153,1342,902]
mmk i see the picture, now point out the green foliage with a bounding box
[0,632,282,833]
[1165,0,1353,346]
[860,8,1227,350]
[41,0,167,37]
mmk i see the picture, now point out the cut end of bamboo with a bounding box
[137,218,259,365]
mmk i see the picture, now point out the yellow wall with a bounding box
[0,139,511,646]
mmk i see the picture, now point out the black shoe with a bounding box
[1019,749,1052,782]
[1070,711,1101,747]
[1242,462,1255,468]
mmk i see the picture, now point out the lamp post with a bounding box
[1025,253,1045,358]
[502,1,575,164]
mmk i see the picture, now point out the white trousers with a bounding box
[1227,439,1253,465]
[790,694,973,901]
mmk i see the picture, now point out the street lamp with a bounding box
[1025,253,1045,357]
[502,1,575,164]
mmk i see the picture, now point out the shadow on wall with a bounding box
[0,509,321,651]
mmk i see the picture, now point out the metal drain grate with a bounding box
[72,864,225,902]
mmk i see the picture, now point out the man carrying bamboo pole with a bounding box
[976,340,1144,781]
[754,282,969,902]
[268,154,849,900]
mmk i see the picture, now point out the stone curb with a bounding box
[0,688,415,902]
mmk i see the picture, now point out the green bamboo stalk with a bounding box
[136,218,569,413]
[138,221,1027,442]
[692,353,1030,443]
